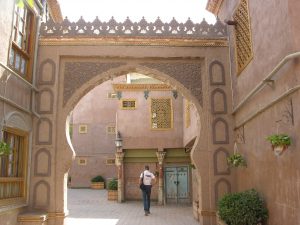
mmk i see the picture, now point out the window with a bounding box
[106,125,116,134]
[233,0,253,74]
[78,158,87,166]
[0,128,28,206]
[9,2,35,81]
[78,124,88,134]
[121,99,136,109]
[107,92,117,99]
[151,98,173,130]
[106,158,115,165]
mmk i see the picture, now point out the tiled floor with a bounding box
[65,189,200,225]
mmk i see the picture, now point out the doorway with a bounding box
[165,166,190,204]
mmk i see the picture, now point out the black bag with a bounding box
[139,172,146,190]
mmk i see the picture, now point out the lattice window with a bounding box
[185,100,191,128]
[233,0,253,74]
[121,99,136,109]
[78,158,87,166]
[78,124,87,134]
[0,128,28,206]
[106,125,116,134]
[106,158,115,165]
[151,98,173,129]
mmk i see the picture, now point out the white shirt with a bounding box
[140,170,155,185]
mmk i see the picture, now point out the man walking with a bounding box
[139,165,156,216]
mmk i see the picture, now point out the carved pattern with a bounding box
[234,0,253,74]
[34,148,51,177]
[141,62,202,105]
[213,147,230,175]
[211,88,227,114]
[212,118,229,144]
[206,0,224,15]
[214,178,231,207]
[40,17,227,39]
[38,58,56,85]
[63,62,125,105]
[151,98,172,129]
[209,60,225,85]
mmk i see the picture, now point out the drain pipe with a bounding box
[232,52,300,114]
[31,15,42,119]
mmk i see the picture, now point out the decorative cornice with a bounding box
[47,0,63,23]
[40,16,227,45]
[206,0,224,15]
[39,37,228,47]
[113,83,172,91]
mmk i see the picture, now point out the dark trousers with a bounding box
[142,185,152,212]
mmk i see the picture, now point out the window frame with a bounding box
[8,1,37,82]
[120,99,137,110]
[0,127,29,207]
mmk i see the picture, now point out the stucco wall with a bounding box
[218,1,300,224]
[0,0,13,64]
[183,99,199,147]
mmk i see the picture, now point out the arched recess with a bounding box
[37,88,54,114]
[34,148,51,176]
[212,118,229,144]
[209,60,225,85]
[211,88,227,114]
[33,180,50,209]
[36,118,53,145]
[214,178,231,207]
[38,58,56,85]
[213,147,230,175]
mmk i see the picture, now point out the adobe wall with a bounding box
[218,0,300,224]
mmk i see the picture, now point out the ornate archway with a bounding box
[33,17,234,225]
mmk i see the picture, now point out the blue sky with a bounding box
[59,0,216,23]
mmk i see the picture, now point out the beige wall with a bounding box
[0,0,14,64]
[218,0,300,224]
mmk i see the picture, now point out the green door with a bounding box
[165,166,189,204]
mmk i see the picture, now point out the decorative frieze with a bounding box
[40,16,227,40]
[113,83,172,91]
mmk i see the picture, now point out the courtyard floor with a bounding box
[65,189,200,225]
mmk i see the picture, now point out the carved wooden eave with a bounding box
[39,17,228,47]
[206,0,224,15]
[112,83,172,92]
[47,0,63,23]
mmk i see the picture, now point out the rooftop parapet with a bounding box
[40,16,227,40]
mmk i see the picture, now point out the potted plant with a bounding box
[218,189,268,225]
[90,175,105,189]
[266,134,291,156]
[227,153,247,168]
[0,141,11,156]
[107,178,118,200]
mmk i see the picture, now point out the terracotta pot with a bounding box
[273,145,287,156]
[91,182,105,189]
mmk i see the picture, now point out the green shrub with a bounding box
[0,141,11,156]
[218,189,268,225]
[227,153,247,168]
[108,178,118,190]
[266,134,291,147]
[91,175,105,182]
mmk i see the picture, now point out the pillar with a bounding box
[156,151,166,205]
[115,151,125,203]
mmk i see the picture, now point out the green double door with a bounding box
[165,166,189,204]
